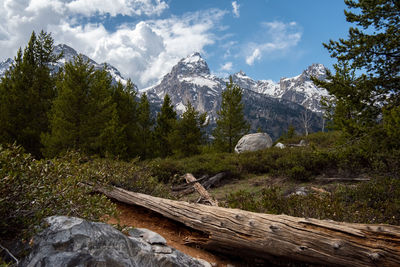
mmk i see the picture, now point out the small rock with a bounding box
[197,258,213,267]
[275,142,286,149]
[293,187,308,196]
[129,228,167,245]
[152,245,172,254]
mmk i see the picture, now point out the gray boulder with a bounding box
[234,133,273,153]
[21,216,209,267]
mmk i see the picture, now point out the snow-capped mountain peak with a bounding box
[174,52,210,76]
[302,63,327,80]
[277,63,329,112]
[182,52,203,64]
[234,70,249,78]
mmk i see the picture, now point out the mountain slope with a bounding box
[231,64,329,112]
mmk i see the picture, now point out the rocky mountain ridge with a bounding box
[144,52,326,138]
[145,53,329,113]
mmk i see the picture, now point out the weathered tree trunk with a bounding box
[98,186,400,267]
[315,177,371,182]
[183,173,218,206]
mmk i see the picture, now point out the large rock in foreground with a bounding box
[234,133,273,153]
[21,216,209,267]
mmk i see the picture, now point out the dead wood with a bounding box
[202,172,226,189]
[172,172,227,193]
[315,177,371,182]
[97,185,400,267]
[171,175,209,191]
[183,173,218,206]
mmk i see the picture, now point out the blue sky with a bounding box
[0,0,351,88]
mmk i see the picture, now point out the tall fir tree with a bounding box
[154,94,177,157]
[170,102,207,157]
[42,55,118,157]
[111,79,138,158]
[136,93,154,160]
[0,31,60,157]
[213,76,249,152]
[314,0,399,145]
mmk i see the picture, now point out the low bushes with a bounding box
[0,144,117,239]
[84,158,170,198]
[225,177,400,225]
[0,144,171,240]
[148,153,240,184]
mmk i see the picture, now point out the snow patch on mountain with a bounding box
[0,58,13,77]
[175,102,186,113]
[180,76,219,89]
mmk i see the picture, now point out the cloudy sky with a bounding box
[0,0,350,89]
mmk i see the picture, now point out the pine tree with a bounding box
[136,93,154,160]
[213,76,249,152]
[111,80,138,158]
[314,0,399,141]
[0,31,60,157]
[154,94,177,157]
[85,64,117,155]
[42,55,117,157]
[170,102,207,157]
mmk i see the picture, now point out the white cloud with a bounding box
[246,48,261,65]
[231,1,240,18]
[245,21,302,65]
[67,0,168,17]
[220,61,233,71]
[0,0,226,88]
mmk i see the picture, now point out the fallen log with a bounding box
[172,172,227,194]
[98,186,400,267]
[202,172,226,189]
[171,175,209,192]
[316,177,371,182]
[183,173,218,206]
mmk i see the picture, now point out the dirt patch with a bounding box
[108,201,236,267]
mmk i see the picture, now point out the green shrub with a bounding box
[333,177,400,224]
[259,187,286,214]
[148,158,185,184]
[288,166,311,181]
[148,153,239,184]
[237,150,273,174]
[0,144,118,239]
[226,178,400,225]
[84,158,171,198]
[225,190,259,212]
